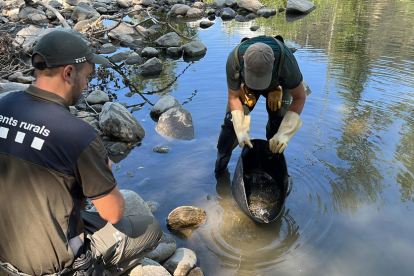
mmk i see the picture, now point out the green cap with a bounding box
[32,30,110,68]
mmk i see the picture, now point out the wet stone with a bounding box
[250,25,259,31]
[199,20,214,28]
[166,206,206,229]
[153,145,170,154]
[127,171,134,178]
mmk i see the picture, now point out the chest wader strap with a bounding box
[234,37,286,107]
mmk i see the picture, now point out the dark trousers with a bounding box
[82,211,163,276]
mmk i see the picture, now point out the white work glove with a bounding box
[270,111,302,153]
[231,110,253,149]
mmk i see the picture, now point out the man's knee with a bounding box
[128,215,162,248]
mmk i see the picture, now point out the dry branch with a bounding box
[33,1,70,29]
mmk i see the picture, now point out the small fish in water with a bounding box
[248,197,272,223]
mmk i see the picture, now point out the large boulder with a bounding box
[99,102,145,142]
[150,95,182,117]
[286,0,316,14]
[155,107,195,141]
[163,248,197,276]
[237,0,264,12]
[155,32,181,48]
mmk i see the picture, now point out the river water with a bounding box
[96,0,414,275]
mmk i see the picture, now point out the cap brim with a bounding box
[244,70,272,90]
[90,54,111,66]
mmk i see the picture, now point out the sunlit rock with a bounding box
[146,233,177,263]
[116,0,130,8]
[150,95,182,117]
[130,258,171,276]
[192,2,205,9]
[74,18,96,33]
[86,90,109,104]
[139,57,163,76]
[99,102,145,142]
[166,206,206,229]
[156,32,181,47]
[163,248,197,276]
[186,7,204,18]
[286,0,316,14]
[237,0,264,13]
[155,107,195,140]
[188,267,204,276]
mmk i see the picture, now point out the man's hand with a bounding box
[231,110,253,149]
[269,111,302,153]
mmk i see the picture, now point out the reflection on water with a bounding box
[104,0,414,275]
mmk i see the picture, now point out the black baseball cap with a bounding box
[32,30,110,69]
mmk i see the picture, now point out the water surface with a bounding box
[96,0,414,275]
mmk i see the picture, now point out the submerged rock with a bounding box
[166,206,206,229]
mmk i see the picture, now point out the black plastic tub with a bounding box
[231,139,292,223]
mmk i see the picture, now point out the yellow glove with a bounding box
[239,83,257,107]
[231,110,253,149]
[269,111,302,153]
[268,86,283,111]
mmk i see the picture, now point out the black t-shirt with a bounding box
[0,85,116,275]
